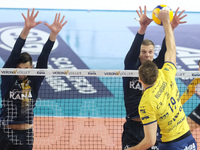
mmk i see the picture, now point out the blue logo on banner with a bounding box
[0,23,113,99]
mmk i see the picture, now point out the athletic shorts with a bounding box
[122,120,159,150]
[0,126,33,150]
[158,134,197,150]
[188,103,200,125]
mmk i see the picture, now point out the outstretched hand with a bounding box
[136,6,153,28]
[171,7,187,30]
[44,13,67,36]
[22,8,42,30]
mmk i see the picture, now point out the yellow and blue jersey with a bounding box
[139,62,190,142]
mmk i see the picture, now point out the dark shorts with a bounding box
[158,134,197,150]
[0,127,33,150]
[188,103,200,125]
[122,120,159,150]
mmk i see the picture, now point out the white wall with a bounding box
[0,0,199,12]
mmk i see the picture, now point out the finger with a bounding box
[54,13,58,22]
[136,10,140,17]
[179,21,187,24]
[179,14,187,20]
[62,21,68,27]
[178,10,185,18]
[60,15,65,23]
[36,21,42,26]
[57,13,61,22]
[44,22,50,28]
[31,8,35,17]
[33,11,39,18]
[22,13,26,20]
[27,9,30,18]
[144,5,146,15]
[174,7,179,16]
[134,18,140,21]
[139,6,143,15]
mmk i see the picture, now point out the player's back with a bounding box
[139,62,190,142]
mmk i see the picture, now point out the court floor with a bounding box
[0,8,200,149]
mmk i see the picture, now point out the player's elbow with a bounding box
[145,137,156,148]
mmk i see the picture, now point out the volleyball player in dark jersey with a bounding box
[122,6,187,150]
[0,8,67,150]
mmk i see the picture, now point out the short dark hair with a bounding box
[198,60,200,65]
[139,60,158,85]
[17,52,32,66]
[141,39,155,47]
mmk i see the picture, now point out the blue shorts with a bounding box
[158,134,197,150]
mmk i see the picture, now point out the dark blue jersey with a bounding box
[0,36,54,125]
[123,32,166,120]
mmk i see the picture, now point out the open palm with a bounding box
[22,8,42,30]
[44,13,67,35]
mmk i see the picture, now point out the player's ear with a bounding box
[139,77,142,83]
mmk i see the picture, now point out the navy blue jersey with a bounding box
[0,36,54,125]
[123,33,166,120]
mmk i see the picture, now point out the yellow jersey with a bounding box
[180,78,200,105]
[139,62,190,142]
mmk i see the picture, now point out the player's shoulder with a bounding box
[162,61,176,71]
[141,88,156,104]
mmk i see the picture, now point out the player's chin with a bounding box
[144,58,153,62]
[18,75,27,81]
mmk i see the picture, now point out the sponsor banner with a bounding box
[0,23,112,99]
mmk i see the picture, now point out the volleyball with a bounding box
[152,5,173,25]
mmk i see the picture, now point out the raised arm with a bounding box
[36,13,67,68]
[154,7,187,68]
[158,10,176,65]
[125,6,152,69]
[3,8,42,68]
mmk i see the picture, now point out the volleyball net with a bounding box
[0,68,200,149]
